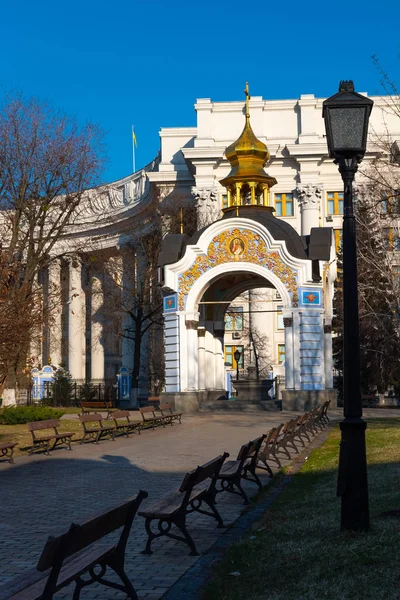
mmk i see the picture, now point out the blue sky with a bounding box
[1,0,399,183]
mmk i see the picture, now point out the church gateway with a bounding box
[23,85,398,411]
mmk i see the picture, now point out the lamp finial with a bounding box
[339,80,355,92]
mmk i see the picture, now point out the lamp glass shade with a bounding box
[322,82,373,159]
[329,106,367,151]
[234,350,241,362]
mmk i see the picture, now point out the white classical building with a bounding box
[25,87,400,411]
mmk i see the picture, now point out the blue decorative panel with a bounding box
[299,288,322,307]
[163,294,178,313]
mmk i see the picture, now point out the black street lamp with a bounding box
[234,349,241,381]
[323,81,373,532]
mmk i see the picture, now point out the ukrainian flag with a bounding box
[132,127,138,148]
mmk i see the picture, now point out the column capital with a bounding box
[296,184,324,209]
[283,317,293,328]
[186,320,198,330]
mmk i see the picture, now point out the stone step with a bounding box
[199,400,281,412]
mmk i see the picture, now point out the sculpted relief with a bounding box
[191,187,222,228]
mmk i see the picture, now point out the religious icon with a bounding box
[229,237,245,256]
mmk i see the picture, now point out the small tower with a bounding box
[220,83,277,212]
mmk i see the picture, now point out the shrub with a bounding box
[0,405,65,425]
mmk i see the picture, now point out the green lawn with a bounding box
[204,418,400,600]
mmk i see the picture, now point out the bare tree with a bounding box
[0,93,105,392]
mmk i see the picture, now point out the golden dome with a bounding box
[220,83,277,212]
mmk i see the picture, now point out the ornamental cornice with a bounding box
[286,143,328,157]
[182,147,226,161]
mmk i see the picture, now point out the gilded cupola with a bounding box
[220,83,277,213]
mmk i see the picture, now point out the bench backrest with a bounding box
[159,403,173,413]
[113,410,130,420]
[297,413,308,426]
[245,435,266,466]
[139,406,156,416]
[260,425,282,457]
[79,413,103,424]
[36,490,148,577]
[81,401,111,408]
[236,435,265,465]
[179,453,229,494]
[28,419,60,431]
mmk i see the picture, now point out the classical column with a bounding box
[186,318,199,391]
[198,328,206,390]
[205,326,216,389]
[121,250,134,372]
[136,249,150,397]
[324,322,333,388]
[48,259,62,368]
[68,258,85,381]
[296,184,323,236]
[214,327,225,390]
[91,271,104,381]
[29,273,43,366]
[283,316,294,389]
[293,311,301,389]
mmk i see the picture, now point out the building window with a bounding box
[222,194,228,209]
[277,344,285,364]
[381,192,400,214]
[327,191,344,215]
[225,307,243,331]
[383,228,400,251]
[277,305,284,330]
[334,229,343,252]
[274,193,294,217]
[225,345,244,368]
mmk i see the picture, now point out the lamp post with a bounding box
[322,81,373,532]
[234,349,241,381]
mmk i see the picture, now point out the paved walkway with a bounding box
[0,409,398,599]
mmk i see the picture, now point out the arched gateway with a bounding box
[158,85,337,413]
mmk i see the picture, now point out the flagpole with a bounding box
[132,125,136,173]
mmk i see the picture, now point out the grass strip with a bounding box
[204,418,400,600]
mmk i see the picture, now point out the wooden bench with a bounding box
[361,394,379,406]
[158,403,182,425]
[138,406,166,430]
[215,435,266,505]
[139,453,229,556]
[80,400,115,419]
[28,419,74,455]
[0,441,17,464]
[113,410,142,437]
[257,424,284,475]
[0,490,148,600]
[276,419,300,460]
[320,399,331,424]
[292,413,311,448]
[79,413,116,444]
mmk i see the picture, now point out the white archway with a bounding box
[185,261,292,314]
